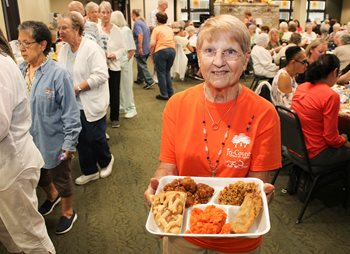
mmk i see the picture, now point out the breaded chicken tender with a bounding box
[230,192,262,233]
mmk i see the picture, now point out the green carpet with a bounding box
[1,74,350,254]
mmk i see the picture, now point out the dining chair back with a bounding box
[276,105,348,223]
[254,81,275,104]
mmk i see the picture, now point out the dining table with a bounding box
[333,84,350,137]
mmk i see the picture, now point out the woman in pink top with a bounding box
[150,12,176,100]
[292,54,350,168]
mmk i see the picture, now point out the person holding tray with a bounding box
[144,14,281,254]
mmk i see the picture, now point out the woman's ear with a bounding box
[40,40,48,53]
[197,52,201,68]
[334,68,339,77]
[243,52,251,69]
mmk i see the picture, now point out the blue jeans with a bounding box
[154,48,176,98]
[77,111,112,175]
[135,54,154,85]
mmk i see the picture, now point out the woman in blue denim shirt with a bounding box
[18,21,81,235]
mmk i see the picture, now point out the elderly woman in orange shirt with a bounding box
[150,12,176,100]
[145,15,280,254]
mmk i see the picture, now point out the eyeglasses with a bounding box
[18,41,37,49]
[294,59,308,65]
[201,48,242,61]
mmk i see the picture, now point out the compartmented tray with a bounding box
[145,176,270,238]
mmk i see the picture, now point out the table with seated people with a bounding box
[332,84,350,137]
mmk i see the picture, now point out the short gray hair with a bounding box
[68,1,85,16]
[333,23,341,30]
[340,33,350,45]
[158,0,168,6]
[279,21,288,29]
[185,25,196,34]
[60,12,84,36]
[99,1,112,12]
[255,33,269,47]
[197,14,250,54]
[111,11,127,27]
[85,2,98,13]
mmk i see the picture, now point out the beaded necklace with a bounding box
[202,85,240,177]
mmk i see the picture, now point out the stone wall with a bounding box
[214,3,280,29]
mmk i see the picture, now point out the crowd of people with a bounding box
[247,11,350,237]
[1,0,350,253]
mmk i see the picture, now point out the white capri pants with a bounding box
[0,167,55,254]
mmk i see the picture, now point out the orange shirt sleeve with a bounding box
[249,105,282,171]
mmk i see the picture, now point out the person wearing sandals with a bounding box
[18,21,81,234]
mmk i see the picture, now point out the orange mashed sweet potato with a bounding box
[187,205,231,234]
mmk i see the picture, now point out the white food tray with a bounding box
[145,176,270,238]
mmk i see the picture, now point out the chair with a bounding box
[250,72,270,91]
[276,105,349,224]
[171,43,188,81]
[254,81,282,184]
[254,81,274,104]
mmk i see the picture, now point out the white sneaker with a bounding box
[124,110,137,119]
[75,172,100,185]
[106,133,110,140]
[100,155,114,178]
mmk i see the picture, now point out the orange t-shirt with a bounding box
[151,24,175,53]
[160,84,281,253]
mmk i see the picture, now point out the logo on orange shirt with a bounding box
[224,133,252,169]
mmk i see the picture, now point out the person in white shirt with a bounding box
[149,0,168,30]
[0,34,55,254]
[68,0,100,43]
[274,32,302,66]
[333,33,350,72]
[251,33,279,78]
[58,12,114,185]
[281,21,296,44]
[98,1,126,128]
[185,25,199,77]
[85,1,100,24]
[111,10,138,119]
[302,22,317,45]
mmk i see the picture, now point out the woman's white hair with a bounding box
[197,14,250,54]
[255,33,269,47]
[185,25,196,34]
[333,23,341,30]
[86,2,99,13]
[279,21,288,29]
[111,11,127,27]
[99,1,112,12]
[158,0,168,6]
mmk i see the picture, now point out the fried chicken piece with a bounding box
[195,183,215,204]
[230,193,262,234]
[182,177,197,193]
[163,178,214,207]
